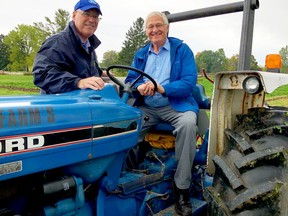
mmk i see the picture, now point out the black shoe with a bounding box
[173,182,192,216]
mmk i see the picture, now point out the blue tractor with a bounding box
[1,64,288,216]
[0,65,211,216]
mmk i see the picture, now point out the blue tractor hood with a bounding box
[0,84,142,182]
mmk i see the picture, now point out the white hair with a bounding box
[144,11,169,28]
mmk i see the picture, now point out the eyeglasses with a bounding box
[146,23,165,30]
[78,10,102,21]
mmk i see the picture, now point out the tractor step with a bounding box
[154,198,207,216]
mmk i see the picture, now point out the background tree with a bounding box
[213,48,228,72]
[2,9,69,72]
[117,17,148,66]
[250,55,262,70]
[100,50,119,68]
[0,34,10,70]
[279,45,288,73]
[34,9,70,38]
[195,49,228,73]
[3,25,45,71]
[196,50,213,73]
[227,54,239,71]
[196,50,261,73]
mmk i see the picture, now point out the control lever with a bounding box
[141,115,149,129]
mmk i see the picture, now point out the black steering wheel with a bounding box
[106,65,158,92]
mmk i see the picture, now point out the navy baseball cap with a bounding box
[74,0,102,15]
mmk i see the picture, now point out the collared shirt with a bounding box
[144,39,171,107]
[82,40,91,53]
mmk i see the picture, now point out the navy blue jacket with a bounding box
[33,21,102,94]
[125,37,199,114]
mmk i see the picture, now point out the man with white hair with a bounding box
[126,11,198,216]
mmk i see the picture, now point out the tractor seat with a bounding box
[150,83,210,132]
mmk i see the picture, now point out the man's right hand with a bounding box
[137,82,156,96]
[77,77,105,90]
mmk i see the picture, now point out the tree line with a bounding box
[0,9,287,74]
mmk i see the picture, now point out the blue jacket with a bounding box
[33,21,102,94]
[125,37,199,114]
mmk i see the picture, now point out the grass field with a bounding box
[0,74,39,95]
[0,74,287,106]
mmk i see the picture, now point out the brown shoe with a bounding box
[173,182,192,216]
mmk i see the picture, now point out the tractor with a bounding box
[1,0,288,215]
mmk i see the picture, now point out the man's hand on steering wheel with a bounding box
[137,82,165,96]
[137,82,155,96]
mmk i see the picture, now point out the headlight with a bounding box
[242,76,263,94]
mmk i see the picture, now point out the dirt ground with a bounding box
[0,85,39,93]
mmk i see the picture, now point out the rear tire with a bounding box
[206,107,288,216]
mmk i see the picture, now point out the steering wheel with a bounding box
[106,65,158,92]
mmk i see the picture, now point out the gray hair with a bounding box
[144,11,169,28]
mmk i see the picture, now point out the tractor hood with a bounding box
[0,84,142,181]
[213,71,288,93]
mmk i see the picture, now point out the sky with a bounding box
[1,0,287,67]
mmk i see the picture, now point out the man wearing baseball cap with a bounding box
[74,0,102,15]
[33,0,105,94]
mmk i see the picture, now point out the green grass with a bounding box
[0,74,39,95]
[265,85,288,98]
[0,74,37,89]
[198,76,214,96]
